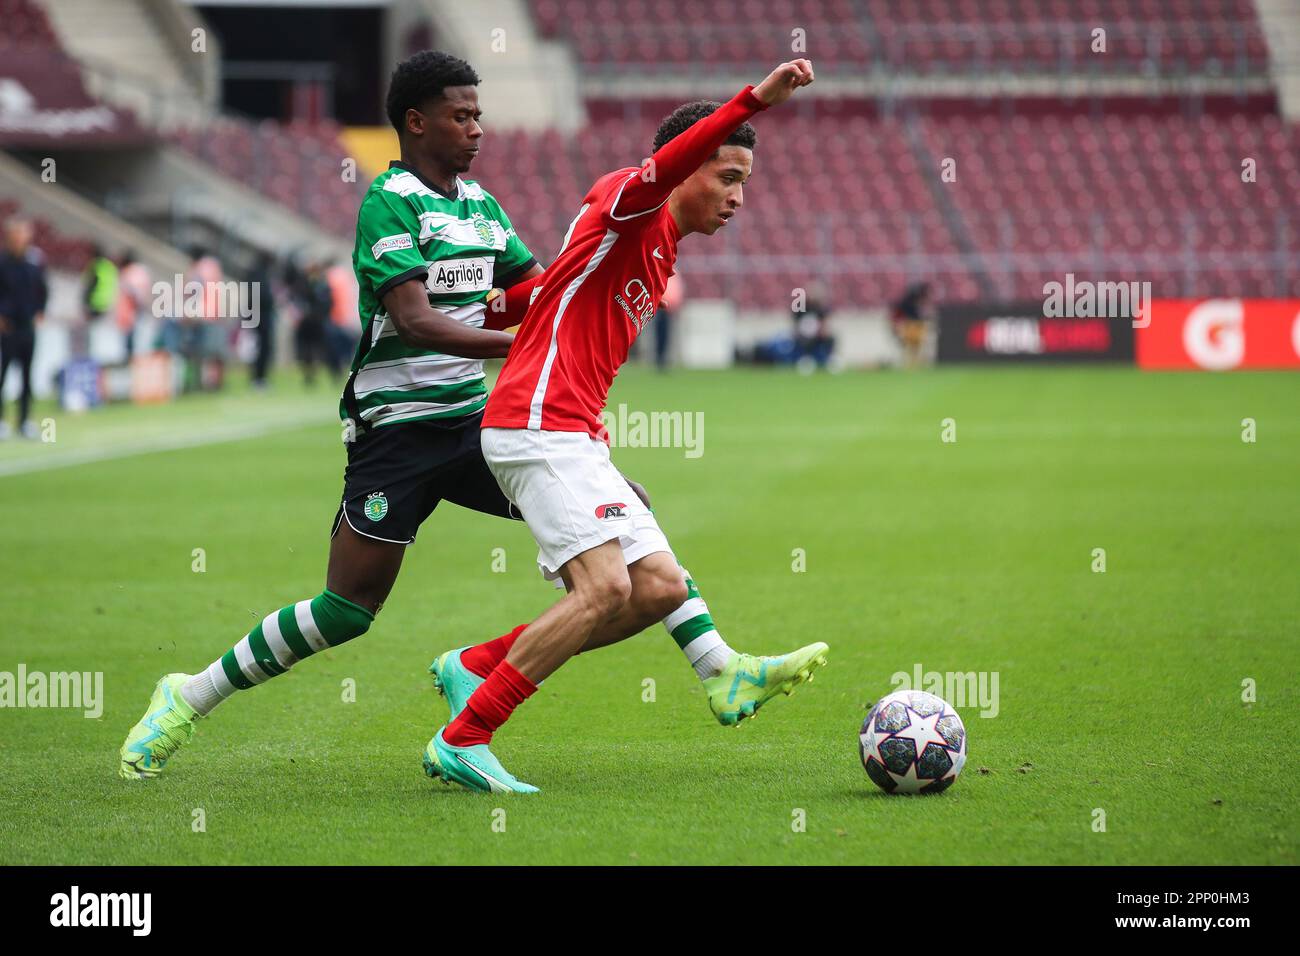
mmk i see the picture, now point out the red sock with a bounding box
[459,623,527,678]
[444,660,537,747]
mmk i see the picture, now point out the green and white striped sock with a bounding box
[662,569,733,680]
[181,589,374,715]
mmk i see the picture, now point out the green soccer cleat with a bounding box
[704,642,830,726]
[119,673,200,780]
[422,727,539,794]
[429,647,484,721]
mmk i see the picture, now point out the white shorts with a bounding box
[481,427,674,581]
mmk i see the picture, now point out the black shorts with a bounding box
[330,411,519,545]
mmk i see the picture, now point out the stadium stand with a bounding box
[2,0,1295,313]
[168,117,366,238]
[0,0,151,272]
[468,105,1299,306]
[2,0,349,274]
[918,110,1300,300]
[35,0,217,129]
[867,0,1269,76]
[530,0,1268,76]
[452,0,1293,307]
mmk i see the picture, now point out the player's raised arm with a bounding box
[612,59,814,219]
[382,279,515,357]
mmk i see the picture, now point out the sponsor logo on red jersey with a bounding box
[615,277,656,331]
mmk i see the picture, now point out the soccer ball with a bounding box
[860,689,967,794]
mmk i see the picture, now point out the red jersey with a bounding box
[483,86,766,438]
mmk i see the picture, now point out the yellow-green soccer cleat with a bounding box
[119,673,200,780]
[704,642,829,726]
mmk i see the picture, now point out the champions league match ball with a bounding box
[860,689,967,794]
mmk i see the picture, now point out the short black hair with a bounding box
[386,50,479,134]
[653,100,756,154]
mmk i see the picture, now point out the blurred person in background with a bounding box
[652,273,683,371]
[325,259,360,370]
[891,281,934,368]
[248,252,277,389]
[0,217,48,439]
[792,279,835,373]
[81,244,118,356]
[116,250,152,362]
[83,244,118,322]
[185,246,227,391]
[293,259,340,386]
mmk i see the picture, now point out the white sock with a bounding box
[662,567,734,680]
[180,668,225,716]
[685,632,732,680]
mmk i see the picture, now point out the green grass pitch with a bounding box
[0,365,1295,865]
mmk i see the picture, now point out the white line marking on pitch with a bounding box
[0,413,328,478]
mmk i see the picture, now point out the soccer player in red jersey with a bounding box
[424,60,828,793]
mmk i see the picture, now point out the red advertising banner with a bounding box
[1136,299,1300,370]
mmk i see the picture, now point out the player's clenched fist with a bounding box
[753,59,815,106]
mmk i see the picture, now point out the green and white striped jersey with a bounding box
[341,161,536,429]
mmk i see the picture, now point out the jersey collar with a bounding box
[388,160,462,200]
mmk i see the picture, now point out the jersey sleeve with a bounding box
[355,190,429,300]
[483,271,544,331]
[489,197,538,289]
[608,85,767,223]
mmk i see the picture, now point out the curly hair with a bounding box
[652,100,757,154]
[385,51,479,134]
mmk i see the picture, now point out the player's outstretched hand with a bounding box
[753,59,814,107]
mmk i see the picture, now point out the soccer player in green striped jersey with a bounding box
[118,51,825,785]
[341,164,532,428]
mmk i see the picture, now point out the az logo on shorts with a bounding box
[594,502,628,520]
[364,492,389,522]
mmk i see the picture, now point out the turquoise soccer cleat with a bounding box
[422,727,538,794]
[429,647,485,721]
[119,673,200,779]
[704,642,830,726]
